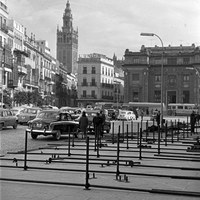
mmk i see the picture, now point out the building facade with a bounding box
[56,1,78,74]
[77,53,119,107]
[123,44,200,107]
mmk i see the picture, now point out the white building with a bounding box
[77,53,115,107]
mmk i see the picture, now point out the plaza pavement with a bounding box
[1,121,200,200]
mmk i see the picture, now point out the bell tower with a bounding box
[57,1,78,74]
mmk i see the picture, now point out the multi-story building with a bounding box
[77,53,115,107]
[0,0,14,99]
[56,1,78,74]
[8,19,27,91]
[123,44,200,106]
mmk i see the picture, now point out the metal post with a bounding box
[158,125,161,154]
[85,137,90,190]
[139,128,142,160]
[68,127,71,156]
[165,123,167,146]
[126,124,129,149]
[116,126,120,177]
[112,121,114,144]
[24,130,28,170]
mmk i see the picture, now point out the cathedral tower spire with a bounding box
[56,1,78,74]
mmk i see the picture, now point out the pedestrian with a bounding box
[156,110,161,127]
[79,111,88,138]
[190,111,196,134]
[140,110,144,121]
[99,110,106,136]
[93,112,102,136]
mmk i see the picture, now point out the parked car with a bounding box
[10,107,27,120]
[18,107,42,124]
[117,110,136,121]
[26,109,79,140]
[0,108,18,130]
[60,106,82,120]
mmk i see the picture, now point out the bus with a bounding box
[94,102,122,110]
[122,102,167,116]
[167,103,199,116]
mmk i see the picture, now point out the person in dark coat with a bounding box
[93,113,101,131]
[79,111,88,138]
[156,110,161,126]
[99,110,106,136]
[190,111,196,134]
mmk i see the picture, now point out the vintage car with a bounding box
[10,106,27,120]
[26,109,79,140]
[18,107,42,124]
[0,108,18,130]
[117,110,136,121]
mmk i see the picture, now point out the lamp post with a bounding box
[140,32,164,127]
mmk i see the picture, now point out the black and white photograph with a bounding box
[0,0,200,199]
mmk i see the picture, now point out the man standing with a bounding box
[190,111,196,134]
[100,110,106,136]
[156,110,161,127]
[79,111,88,138]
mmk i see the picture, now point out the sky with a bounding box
[7,0,200,59]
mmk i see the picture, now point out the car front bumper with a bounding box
[26,128,57,135]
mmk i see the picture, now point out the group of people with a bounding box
[78,110,106,138]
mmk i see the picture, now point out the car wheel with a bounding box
[31,133,38,139]
[0,123,3,131]
[13,122,18,129]
[53,130,61,140]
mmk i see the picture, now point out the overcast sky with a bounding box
[7,0,200,59]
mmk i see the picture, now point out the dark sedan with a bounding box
[26,110,79,140]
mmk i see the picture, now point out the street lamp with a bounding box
[140,32,164,127]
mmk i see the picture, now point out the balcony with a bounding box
[7,79,18,88]
[90,82,97,86]
[102,96,113,100]
[0,23,8,34]
[18,65,27,75]
[101,83,113,89]
[80,95,97,99]
[81,82,88,86]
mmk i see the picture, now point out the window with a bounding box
[183,57,190,64]
[168,75,176,86]
[155,75,161,82]
[132,73,139,81]
[83,90,86,97]
[102,66,104,74]
[183,75,189,82]
[133,91,139,101]
[91,90,95,97]
[83,78,87,86]
[83,66,87,74]
[154,90,161,102]
[167,58,177,65]
[183,91,189,103]
[91,67,96,74]
[91,78,96,86]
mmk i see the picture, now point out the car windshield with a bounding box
[23,108,39,114]
[37,112,58,119]
[120,111,127,115]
